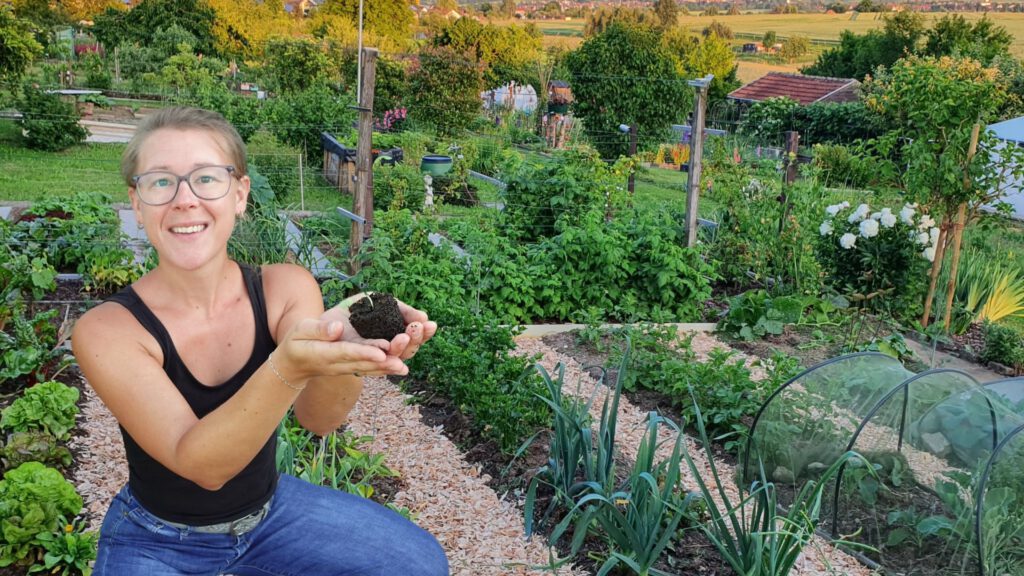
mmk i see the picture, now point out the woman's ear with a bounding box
[235,175,251,216]
[128,187,144,228]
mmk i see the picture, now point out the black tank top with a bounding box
[105,263,279,525]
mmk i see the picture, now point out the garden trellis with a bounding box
[742,352,1024,576]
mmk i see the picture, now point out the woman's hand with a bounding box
[321,296,438,363]
[273,318,409,383]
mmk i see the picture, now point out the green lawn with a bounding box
[0,121,127,202]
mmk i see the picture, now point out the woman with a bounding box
[72,107,448,575]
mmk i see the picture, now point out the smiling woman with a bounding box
[70,107,446,576]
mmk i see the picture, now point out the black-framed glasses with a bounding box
[132,165,237,206]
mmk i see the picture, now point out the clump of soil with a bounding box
[348,293,406,340]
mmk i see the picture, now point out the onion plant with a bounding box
[683,393,870,576]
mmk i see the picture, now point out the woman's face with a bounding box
[130,128,250,272]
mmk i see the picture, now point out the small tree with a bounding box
[779,35,810,62]
[0,5,43,84]
[703,21,733,40]
[407,46,483,136]
[864,55,1023,327]
[653,0,679,29]
[567,21,688,159]
[762,31,777,49]
[262,36,333,94]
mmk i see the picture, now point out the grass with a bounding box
[0,121,126,202]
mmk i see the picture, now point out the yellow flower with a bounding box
[614,498,630,507]
[64,524,74,534]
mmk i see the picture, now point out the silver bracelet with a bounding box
[268,352,306,392]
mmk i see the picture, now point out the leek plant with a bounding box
[683,394,870,576]
[524,344,627,536]
[551,413,697,576]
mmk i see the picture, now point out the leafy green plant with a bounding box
[30,516,97,576]
[683,394,870,576]
[719,289,836,341]
[0,306,69,389]
[276,418,411,519]
[0,431,72,470]
[1,381,80,441]
[0,462,83,568]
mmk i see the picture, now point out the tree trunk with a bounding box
[921,222,949,328]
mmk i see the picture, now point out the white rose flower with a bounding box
[923,246,936,262]
[930,227,940,245]
[860,218,879,238]
[916,232,930,245]
[826,204,843,217]
[841,201,850,208]
[870,211,882,220]
[848,203,870,223]
[819,220,834,236]
[840,233,857,249]
[919,214,935,230]
[880,211,897,228]
[899,205,916,224]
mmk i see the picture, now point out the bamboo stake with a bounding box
[921,223,949,328]
[942,123,981,332]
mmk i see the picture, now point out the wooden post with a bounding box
[298,152,305,212]
[942,123,981,331]
[685,74,713,248]
[348,47,378,276]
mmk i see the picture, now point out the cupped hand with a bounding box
[321,296,438,361]
[275,318,409,383]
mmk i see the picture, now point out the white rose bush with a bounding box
[817,201,937,314]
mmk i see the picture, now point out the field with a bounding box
[534,12,1024,57]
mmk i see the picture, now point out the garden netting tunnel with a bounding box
[742,352,1024,576]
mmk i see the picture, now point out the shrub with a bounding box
[266,83,356,167]
[247,131,304,202]
[373,162,425,211]
[981,321,1024,372]
[812,143,877,189]
[16,87,88,151]
[739,96,798,143]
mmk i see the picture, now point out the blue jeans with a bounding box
[94,474,449,576]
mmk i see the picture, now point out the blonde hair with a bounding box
[121,107,248,187]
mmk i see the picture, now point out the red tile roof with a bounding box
[727,72,860,105]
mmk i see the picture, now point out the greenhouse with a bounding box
[743,352,1024,576]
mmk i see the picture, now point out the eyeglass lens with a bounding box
[136,166,233,205]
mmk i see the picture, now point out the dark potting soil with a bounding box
[348,293,406,341]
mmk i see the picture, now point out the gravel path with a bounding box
[69,330,877,576]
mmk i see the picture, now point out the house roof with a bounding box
[990,116,1024,144]
[727,72,860,105]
